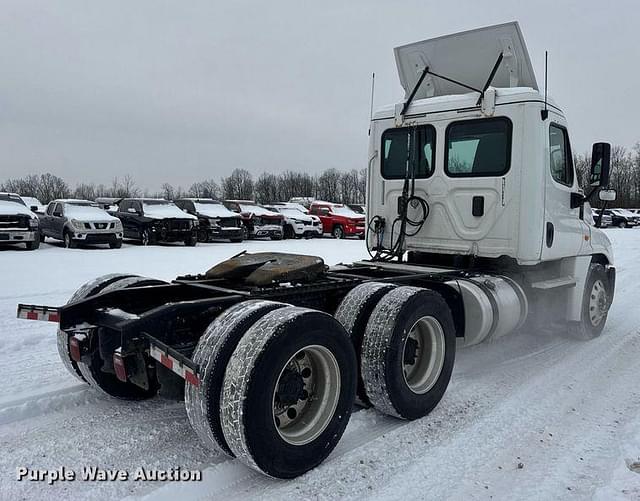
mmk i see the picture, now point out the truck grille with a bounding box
[219,218,239,228]
[255,216,282,226]
[167,219,192,230]
[0,215,29,229]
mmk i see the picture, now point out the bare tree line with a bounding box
[575,143,640,208]
[4,143,639,207]
[1,168,367,205]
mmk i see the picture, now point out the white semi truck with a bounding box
[18,22,616,479]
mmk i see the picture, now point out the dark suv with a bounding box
[174,198,244,243]
[115,198,199,245]
[603,209,639,228]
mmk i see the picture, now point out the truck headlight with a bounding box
[29,218,39,229]
[71,219,84,230]
[114,220,123,230]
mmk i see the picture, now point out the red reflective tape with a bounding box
[26,311,38,320]
[160,354,173,370]
[184,371,200,387]
[48,313,60,322]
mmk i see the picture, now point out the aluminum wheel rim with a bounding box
[589,279,608,326]
[272,345,341,446]
[402,316,446,395]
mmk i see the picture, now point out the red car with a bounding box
[309,201,366,239]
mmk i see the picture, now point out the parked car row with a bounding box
[592,208,640,228]
[0,193,367,250]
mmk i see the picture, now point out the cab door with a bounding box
[540,123,588,260]
[52,203,65,239]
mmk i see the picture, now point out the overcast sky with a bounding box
[1,0,638,191]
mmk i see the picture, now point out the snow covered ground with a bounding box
[1,232,639,500]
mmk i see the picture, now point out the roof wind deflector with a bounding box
[394,22,538,101]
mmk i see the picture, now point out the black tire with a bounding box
[140,229,151,246]
[332,225,344,239]
[26,237,40,250]
[109,239,122,249]
[241,226,249,240]
[618,221,626,229]
[334,282,395,406]
[283,225,295,239]
[220,307,357,479]
[270,233,283,241]
[77,276,167,399]
[362,286,456,420]
[39,232,45,243]
[57,274,137,382]
[570,263,612,340]
[197,229,209,243]
[63,231,76,249]
[185,300,287,457]
[185,233,197,246]
[230,238,243,243]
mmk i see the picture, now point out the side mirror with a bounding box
[30,205,39,212]
[590,142,611,187]
[598,189,617,202]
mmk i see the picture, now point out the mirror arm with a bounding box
[596,198,610,228]
[584,186,600,202]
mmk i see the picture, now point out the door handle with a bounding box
[545,222,554,248]
[472,196,484,217]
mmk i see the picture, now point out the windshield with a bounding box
[143,200,171,206]
[279,208,307,218]
[67,201,95,207]
[65,204,110,219]
[331,206,362,217]
[21,197,42,206]
[0,194,26,206]
[193,202,236,217]
[239,204,277,216]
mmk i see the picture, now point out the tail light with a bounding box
[69,335,82,362]
[113,350,128,382]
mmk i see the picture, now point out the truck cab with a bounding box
[367,22,615,335]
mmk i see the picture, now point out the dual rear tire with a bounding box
[186,302,356,479]
[336,283,456,420]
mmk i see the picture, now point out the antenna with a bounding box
[368,72,375,136]
[541,51,549,120]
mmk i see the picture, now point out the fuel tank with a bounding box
[447,275,528,347]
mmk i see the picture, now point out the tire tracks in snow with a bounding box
[138,328,574,500]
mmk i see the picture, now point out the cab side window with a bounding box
[549,124,574,187]
[119,201,130,212]
[46,203,55,216]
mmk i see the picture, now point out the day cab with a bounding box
[367,21,616,335]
